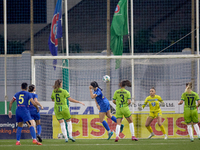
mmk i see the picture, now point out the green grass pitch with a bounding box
[0,138,200,150]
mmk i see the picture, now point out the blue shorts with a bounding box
[99,102,110,113]
[16,108,32,123]
[29,109,40,120]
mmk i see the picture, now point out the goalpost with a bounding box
[31,54,200,98]
[32,54,200,139]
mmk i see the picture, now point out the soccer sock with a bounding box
[111,116,117,123]
[116,125,120,137]
[193,124,200,136]
[29,126,36,139]
[60,122,68,139]
[67,121,72,137]
[129,123,135,136]
[16,127,22,141]
[102,120,110,132]
[187,125,193,139]
[36,125,42,136]
[146,126,153,133]
[65,121,69,138]
[159,125,166,134]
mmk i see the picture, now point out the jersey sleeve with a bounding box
[142,97,148,108]
[94,89,101,96]
[195,93,200,101]
[127,91,131,99]
[13,93,17,101]
[51,91,55,100]
[34,94,38,99]
[158,95,163,102]
[65,90,70,99]
[181,93,185,101]
[113,91,117,100]
[28,93,33,100]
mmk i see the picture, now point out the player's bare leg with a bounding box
[145,117,154,139]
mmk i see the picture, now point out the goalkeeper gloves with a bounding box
[138,106,143,111]
[160,102,165,107]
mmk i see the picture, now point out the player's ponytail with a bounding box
[185,82,192,93]
[120,80,131,87]
[53,79,62,92]
[28,84,35,92]
[90,81,103,91]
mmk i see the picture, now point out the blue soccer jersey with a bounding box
[94,88,110,112]
[13,91,33,122]
[28,93,38,110]
[28,93,40,120]
[14,91,32,108]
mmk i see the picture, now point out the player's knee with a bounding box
[107,115,112,119]
[158,123,162,126]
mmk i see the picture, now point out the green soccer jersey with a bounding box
[113,88,131,109]
[181,91,200,108]
[51,88,70,112]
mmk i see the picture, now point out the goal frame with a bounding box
[31,54,200,111]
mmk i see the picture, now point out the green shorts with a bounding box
[116,106,131,119]
[55,106,71,120]
[184,107,198,123]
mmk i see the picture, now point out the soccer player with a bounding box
[89,81,124,140]
[51,79,85,142]
[28,84,43,142]
[8,82,42,145]
[138,87,167,139]
[113,80,138,142]
[178,82,200,142]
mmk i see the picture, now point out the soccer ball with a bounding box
[103,75,110,83]
[57,133,65,139]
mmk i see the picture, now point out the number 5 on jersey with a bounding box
[19,94,24,104]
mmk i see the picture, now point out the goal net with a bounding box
[32,55,200,139]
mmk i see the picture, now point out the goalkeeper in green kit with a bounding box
[178,82,200,142]
[51,79,85,142]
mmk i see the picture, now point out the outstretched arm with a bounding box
[68,97,85,106]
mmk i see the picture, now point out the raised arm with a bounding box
[89,86,97,99]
